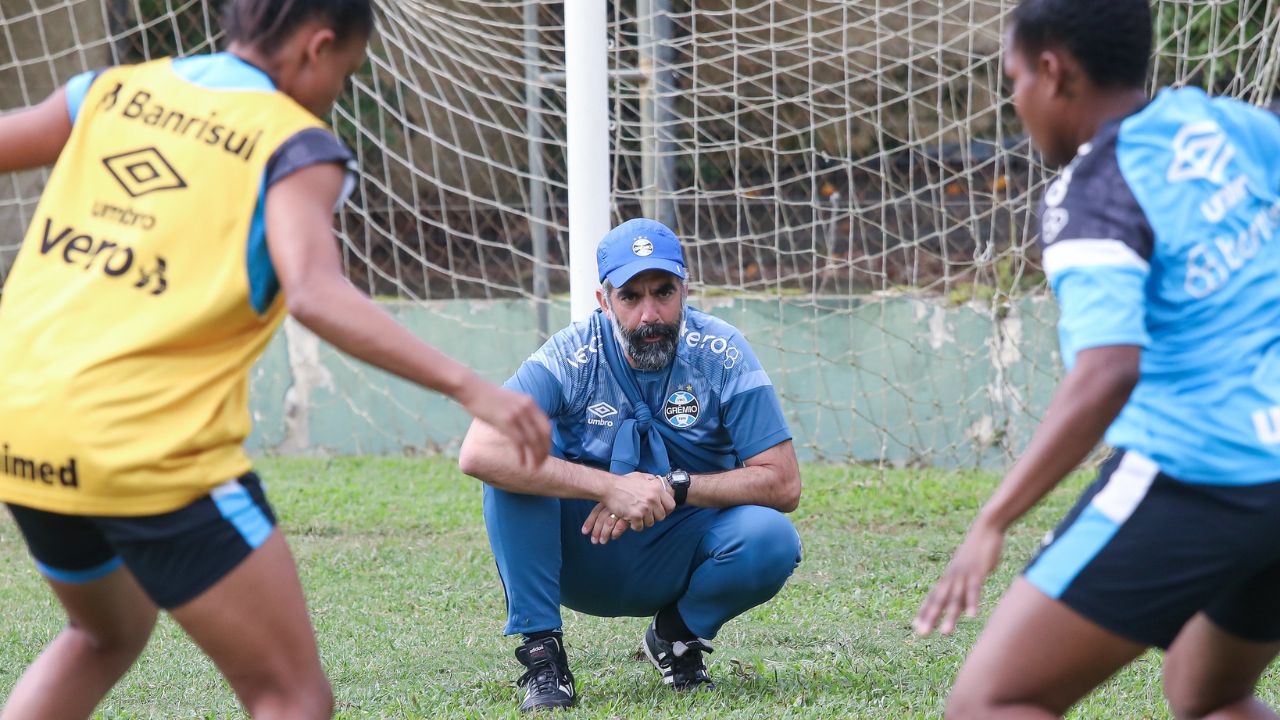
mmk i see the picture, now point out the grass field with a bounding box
[1,457,1278,718]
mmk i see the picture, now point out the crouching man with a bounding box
[459,218,803,712]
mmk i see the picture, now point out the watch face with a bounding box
[667,469,690,505]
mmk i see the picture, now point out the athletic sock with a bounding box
[655,604,696,643]
[522,629,562,644]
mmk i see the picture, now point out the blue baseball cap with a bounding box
[596,218,687,287]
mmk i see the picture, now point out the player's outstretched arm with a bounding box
[459,419,674,532]
[265,162,551,470]
[913,344,1140,637]
[0,88,72,173]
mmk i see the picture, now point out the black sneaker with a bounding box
[642,620,716,692]
[514,635,576,712]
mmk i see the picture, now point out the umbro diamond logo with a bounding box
[102,147,188,198]
[1167,121,1235,185]
[587,402,618,418]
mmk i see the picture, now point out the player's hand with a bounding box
[581,502,630,544]
[600,472,676,532]
[458,383,551,472]
[913,518,1004,636]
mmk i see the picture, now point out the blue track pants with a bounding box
[482,484,802,639]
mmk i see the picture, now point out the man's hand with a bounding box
[456,384,551,472]
[581,502,630,544]
[913,518,1005,636]
[594,472,676,535]
[583,472,677,543]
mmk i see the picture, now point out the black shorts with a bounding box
[5,472,276,609]
[1025,450,1280,649]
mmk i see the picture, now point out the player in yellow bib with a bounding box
[0,1,550,717]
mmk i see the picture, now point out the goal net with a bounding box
[1,0,1277,466]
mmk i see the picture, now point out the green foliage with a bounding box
[3,457,1279,717]
[1154,0,1270,91]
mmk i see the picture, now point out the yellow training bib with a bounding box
[0,57,332,515]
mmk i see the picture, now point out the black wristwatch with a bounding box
[664,469,691,506]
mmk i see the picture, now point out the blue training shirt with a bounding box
[507,307,792,475]
[1041,86,1280,484]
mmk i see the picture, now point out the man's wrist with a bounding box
[664,469,691,506]
[582,467,616,503]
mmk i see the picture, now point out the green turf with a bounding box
[0,457,1277,718]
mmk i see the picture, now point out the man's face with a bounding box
[1004,29,1074,167]
[603,270,685,371]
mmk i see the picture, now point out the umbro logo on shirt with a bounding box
[102,147,188,198]
[588,402,618,418]
[586,402,617,428]
[1167,121,1235,185]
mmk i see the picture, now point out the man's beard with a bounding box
[612,310,682,371]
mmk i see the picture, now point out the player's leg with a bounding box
[1163,613,1280,720]
[946,578,1145,719]
[482,484,573,712]
[103,473,332,719]
[558,502,721,691]
[950,451,1248,718]
[646,504,800,692]
[482,484,565,636]
[1,502,160,712]
[3,570,158,720]
[1162,543,1280,720]
[559,503,800,690]
[672,504,801,639]
[2,506,158,720]
[558,504,799,633]
[947,453,1145,716]
[169,530,332,719]
[1162,479,1280,720]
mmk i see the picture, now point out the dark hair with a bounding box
[1012,0,1152,89]
[222,0,374,50]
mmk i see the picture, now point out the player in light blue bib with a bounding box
[914,0,1280,717]
[459,218,802,712]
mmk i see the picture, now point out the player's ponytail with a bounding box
[222,0,374,51]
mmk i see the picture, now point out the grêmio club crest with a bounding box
[664,388,700,429]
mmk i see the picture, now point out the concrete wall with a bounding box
[246,295,1061,468]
